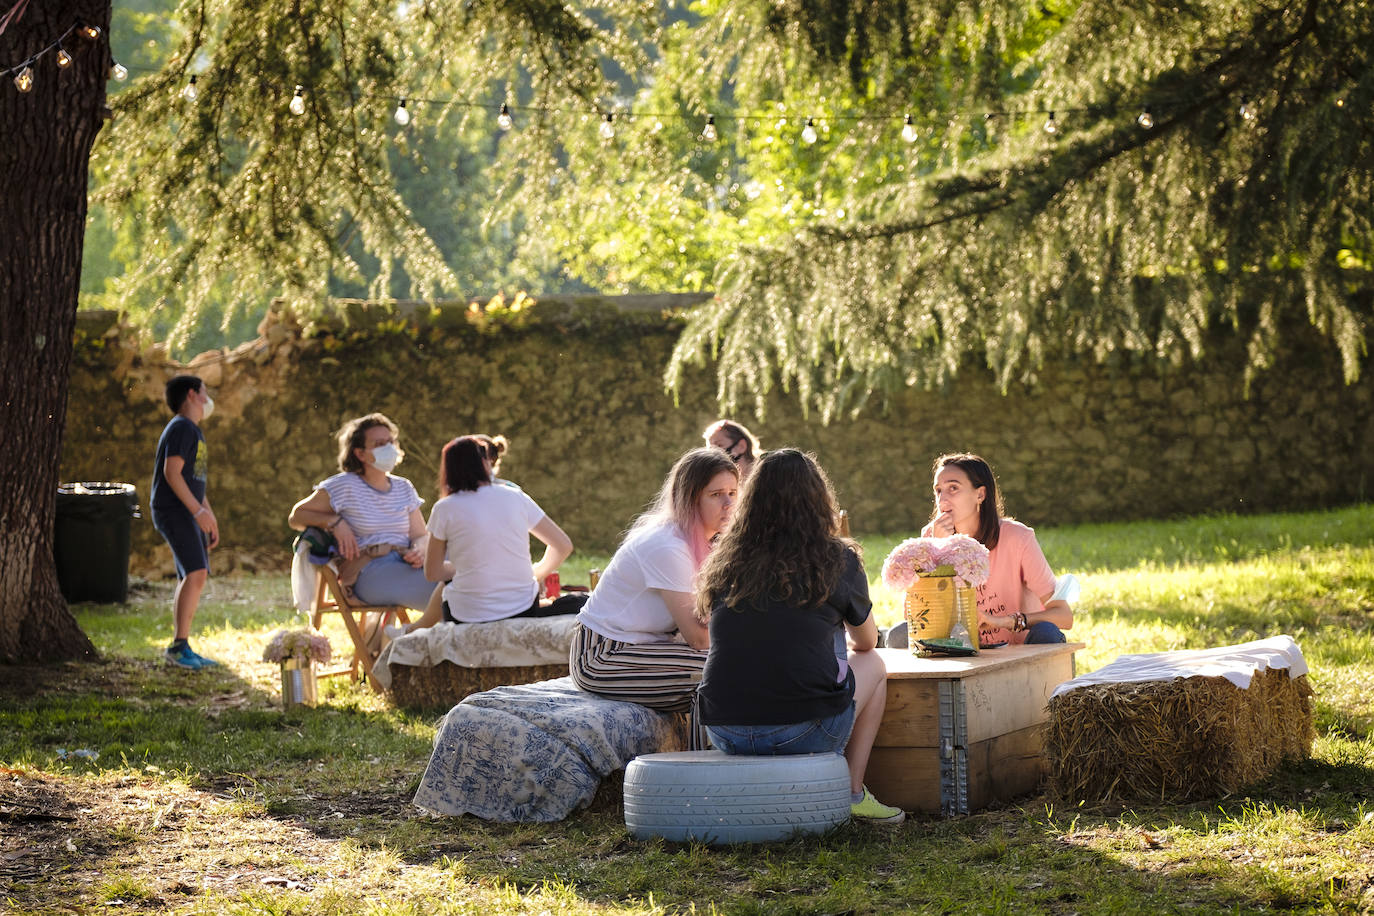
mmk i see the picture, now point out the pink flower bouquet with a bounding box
[262,628,333,665]
[880,534,990,590]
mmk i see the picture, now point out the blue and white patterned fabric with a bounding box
[413,677,685,822]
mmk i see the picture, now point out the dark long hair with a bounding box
[697,449,855,616]
[439,436,491,494]
[930,453,1004,550]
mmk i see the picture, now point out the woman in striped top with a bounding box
[288,413,439,612]
[569,448,738,744]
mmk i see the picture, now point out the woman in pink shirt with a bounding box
[922,453,1073,647]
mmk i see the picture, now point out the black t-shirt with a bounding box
[698,548,872,726]
[151,415,207,512]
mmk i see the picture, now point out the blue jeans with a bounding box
[707,703,855,756]
[1025,620,1067,644]
[352,552,435,611]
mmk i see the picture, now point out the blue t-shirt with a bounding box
[151,415,206,512]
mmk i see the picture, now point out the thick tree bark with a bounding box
[0,0,110,662]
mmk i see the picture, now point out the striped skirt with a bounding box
[569,622,708,749]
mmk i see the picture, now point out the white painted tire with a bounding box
[624,750,851,844]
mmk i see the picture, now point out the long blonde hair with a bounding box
[629,447,738,568]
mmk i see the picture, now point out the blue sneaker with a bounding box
[187,648,220,668]
[164,644,203,669]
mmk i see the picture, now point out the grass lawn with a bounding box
[2,505,1373,914]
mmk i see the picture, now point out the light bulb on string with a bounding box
[80,24,101,40]
[1137,107,1154,129]
[800,117,818,145]
[289,85,306,116]
[56,47,73,69]
[109,61,128,81]
[599,113,615,140]
[1239,96,1256,122]
[1043,111,1058,134]
[701,114,717,142]
[181,75,198,101]
[901,114,918,143]
[14,65,34,93]
[393,98,411,126]
[497,103,514,131]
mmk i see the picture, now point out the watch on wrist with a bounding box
[1013,612,1028,632]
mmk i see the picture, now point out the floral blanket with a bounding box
[371,617,578,689]
[413,677,685,822]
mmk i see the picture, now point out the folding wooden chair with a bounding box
[310,562,411,692]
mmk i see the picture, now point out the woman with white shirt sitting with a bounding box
[288,413,438,611]
[387,435,577,635]
[568,448,738,744]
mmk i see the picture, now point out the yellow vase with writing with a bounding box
[903,576,978,651]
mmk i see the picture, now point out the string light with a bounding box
[289,85,305,116]
[181,75,198,101]
[79,24,100,40]
[56,47,72,69]
[801,117,818,145]
[497,103,514,131]
[1239,96,1256,121]
[1136,107,1154,129]
[393,98,410,126]
[901,114,918,143]
[701,114,717,142]
[109,61,127,81]
[13,65,33,92]
[599,112,615,140]
[1043,111,1058,134]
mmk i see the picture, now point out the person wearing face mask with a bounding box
[151,374,221,669]
[288,413,440,614]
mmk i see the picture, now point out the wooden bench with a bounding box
[865,643,1083,815]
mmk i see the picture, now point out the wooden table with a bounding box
[865,643,1084,815]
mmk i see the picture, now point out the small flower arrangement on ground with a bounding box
[262,628,332,665]
[880,534,991,590]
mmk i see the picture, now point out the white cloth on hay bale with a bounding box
[413,677,683,822]
[371,616,578,689]
[1051,634,1308,699]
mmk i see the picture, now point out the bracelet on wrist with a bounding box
[194,506,207,518]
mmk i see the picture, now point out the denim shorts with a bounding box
[706,702,856,756]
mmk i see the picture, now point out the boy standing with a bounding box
[151,375,220,669]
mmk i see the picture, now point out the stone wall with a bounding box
[61,297,1374,578]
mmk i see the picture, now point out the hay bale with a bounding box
[387,662,570,711]
[1045,667,1314,804]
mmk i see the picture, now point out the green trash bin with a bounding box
[54,482,139,604]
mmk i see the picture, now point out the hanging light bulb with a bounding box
[289,85,306,116]
[181,75,198,101]
[393,98,411,126]
[1043,111,1058,134]
[497,103,514,131]
[1136,107,1154,130]
[14,65,34,93]
[800,117,818,145]
[599,113,615,140]
[701,114,717,142]
[1239,96,1256,121]
[901,114,918,143]
[80,24,101,40]
[56,47,73,69]
[109,60,128,81]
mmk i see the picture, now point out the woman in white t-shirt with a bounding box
[288,413,440,611]
[387,436,575,634]
[569,447,739,741]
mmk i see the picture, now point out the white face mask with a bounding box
[200,393,215,419]
[369,442,401,473]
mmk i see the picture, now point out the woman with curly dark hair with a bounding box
[695,448,904,824]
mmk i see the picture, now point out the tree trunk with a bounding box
[0,0,110,662]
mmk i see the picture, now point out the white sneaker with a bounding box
[383,624,408,641]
